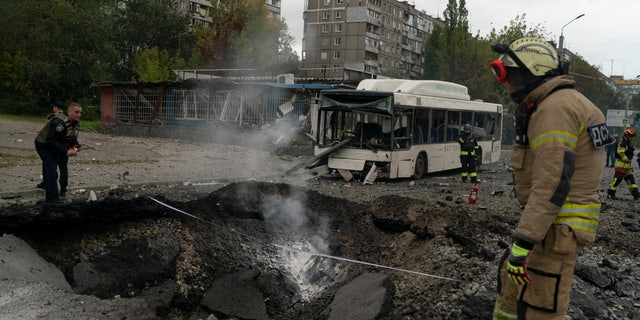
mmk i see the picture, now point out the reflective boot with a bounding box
[632,188,640,201]
[607,189,617,200]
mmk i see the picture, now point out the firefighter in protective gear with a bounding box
[607,128,639,200]
[490,37,611,320]
[458,123,479,183]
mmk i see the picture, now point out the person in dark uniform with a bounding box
[34,103,81,203]
[36,101,67,190]
[458,123,479,183]
[605,133,619,167]
[58,102,82,197]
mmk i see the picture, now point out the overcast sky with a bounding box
[281,0,640,79]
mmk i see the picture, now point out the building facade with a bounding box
[175,1,282,28]
[301,0,443,80]
[176,0,213,28]
[265,0,282,19]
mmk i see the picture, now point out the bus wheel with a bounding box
[412,153,427,179]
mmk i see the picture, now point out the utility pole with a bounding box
[558,14,585,61]
[608,59,614,77]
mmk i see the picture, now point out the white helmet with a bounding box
[497,37,560,77]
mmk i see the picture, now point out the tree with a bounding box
[423,0,495,100]
[133,47,177,82]
[111,0,192,81]
[423,27,444,80]
[196,0,298,75]
[0,0,118,114]
[630,93,640,110]
[570,54,625,113]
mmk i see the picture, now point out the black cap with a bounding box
[51,101,65,109]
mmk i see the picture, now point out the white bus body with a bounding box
[313,79,503,181]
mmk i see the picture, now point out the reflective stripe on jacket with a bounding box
[510,75,605,247]
[553,202,600,234]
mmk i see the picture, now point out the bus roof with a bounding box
[357,79,470,101]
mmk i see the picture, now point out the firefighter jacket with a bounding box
[458,132,479,156]
[614,137,634,170]
[508,75,606,247]
[35,111,69,154]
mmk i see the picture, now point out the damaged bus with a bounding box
[312,79,503,182]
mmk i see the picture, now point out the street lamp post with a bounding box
[558,14,585,61]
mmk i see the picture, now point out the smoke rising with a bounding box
[260,189,338,301]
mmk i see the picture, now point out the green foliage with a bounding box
[570,56,625,113]
[111,0,193,81]
[133,47,178,82]
[197,0,299,74]
[80,119,101,131]
[0,0,118,114]
[630,93,640,110]
[424,0,497,101]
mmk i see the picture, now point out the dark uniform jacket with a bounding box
[458,132,478,155]
[35,112,70,154]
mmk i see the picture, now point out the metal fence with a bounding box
[112,84,317,130]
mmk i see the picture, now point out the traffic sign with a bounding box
[607,109,638,127]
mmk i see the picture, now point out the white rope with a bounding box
[148,196,459,282]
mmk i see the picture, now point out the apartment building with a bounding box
[265,0,282,20]
[176,0,213,28]
[175,1,282,28]
[301,0,443,80]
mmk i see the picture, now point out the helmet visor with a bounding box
[489,59,507,83]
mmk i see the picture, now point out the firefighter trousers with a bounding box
[493,225,581,320]
[460,154,477,181]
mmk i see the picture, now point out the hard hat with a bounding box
[463,124,472,131]
[624,128,636,137]
[491,37,560,77]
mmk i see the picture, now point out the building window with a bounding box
[333,64,340,72]
[334,51,341,59]
[321,52,328,60]
[334,37,341,45]
[322,25,329,33]
[324,0,330,5]
[365,36,377,47]
[337,0,344,4]
[335,24,342,32]
[336,10,342,19]
[323,11,330,19]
